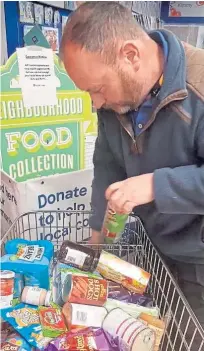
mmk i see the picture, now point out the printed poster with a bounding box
[19,1,34,23]
[169,1,204,17]
[0,169,93,241]
[17,46,57,107]
[42,27,59,53]
[0,50,97,183]
[34,3,44,25]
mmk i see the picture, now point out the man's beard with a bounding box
[103,69,144,114]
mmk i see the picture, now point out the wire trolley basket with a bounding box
[1,210,204,351]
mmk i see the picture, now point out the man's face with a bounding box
[63,43,144,114]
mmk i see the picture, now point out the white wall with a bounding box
[0,1,8,65]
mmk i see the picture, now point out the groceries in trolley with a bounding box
[0,238,165,350]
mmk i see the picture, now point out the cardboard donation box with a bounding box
[0,47,97,239]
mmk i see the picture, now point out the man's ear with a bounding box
[119,41,140,71]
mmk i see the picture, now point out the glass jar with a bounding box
[58,240,101,272]
[0,270,15,308]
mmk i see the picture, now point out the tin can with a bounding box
[102,206,128,244]
[102,308,155,351]
[62,302,108,329]
[62,275,108,306]
[97,251,151,294]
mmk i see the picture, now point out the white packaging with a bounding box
[71,303,107,328]
[103,308,155,351]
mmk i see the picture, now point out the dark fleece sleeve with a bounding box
[154,112,204,215]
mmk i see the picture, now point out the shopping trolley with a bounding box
[1,210,204,351]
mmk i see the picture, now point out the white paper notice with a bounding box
[17,46,57,107]
[85,135,97,170]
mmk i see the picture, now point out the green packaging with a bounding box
[102,207,128,244]
[38,306,67,338]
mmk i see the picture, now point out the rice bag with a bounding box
[38,306,67,338]
[44,328,117,351]
[1,303,52,350]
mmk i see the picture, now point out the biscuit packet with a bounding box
[1,303,52,350]
[44,327,117,351]
[38,306,67,338]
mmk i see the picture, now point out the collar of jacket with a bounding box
[117,29,188,153]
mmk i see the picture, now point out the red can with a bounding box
[62,275,108,306]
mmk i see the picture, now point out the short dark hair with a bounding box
[60,1,146,63]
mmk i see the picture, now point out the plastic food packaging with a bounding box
[44,328,117,351]
[0,317,15,343]
[1,303,52,350]
[102,206,128,244]
[102,308,155,351]
[39,306,67,338]
[58,241,101,272]
[1,254,51,290]
[97,251,150,294]
[21,286,51,306]
[108,281,153,306]
[105,298,160,318]
[5,239,54,262]
[1,331,34,351]
[62,302,107,329]
[62,274,108,306]
[139,312,165,351]
[13,273,24,302]
[0,270,15,309]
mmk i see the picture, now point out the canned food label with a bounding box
[71,304,107,328]
[65,248,87,268]
[69,276,107,306]
[98,251,150,294]
[102,208,128,240]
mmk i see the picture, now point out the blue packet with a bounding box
[24,273,41,287]
[14,273,24,300]
[1,254,50,290]
[1,303,52,350]
[1,331,34,351]
[5,239,54,262]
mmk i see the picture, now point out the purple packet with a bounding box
[44,328,117,351]
[108,281,153,306]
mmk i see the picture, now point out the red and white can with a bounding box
[102,308,155,351]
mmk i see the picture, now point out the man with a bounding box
[60,2,204,329]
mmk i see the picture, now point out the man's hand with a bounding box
[105,173,154,214]
[88,230,104,245]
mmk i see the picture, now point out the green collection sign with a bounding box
[0,51,97,182]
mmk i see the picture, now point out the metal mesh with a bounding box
[1,211,204,351]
